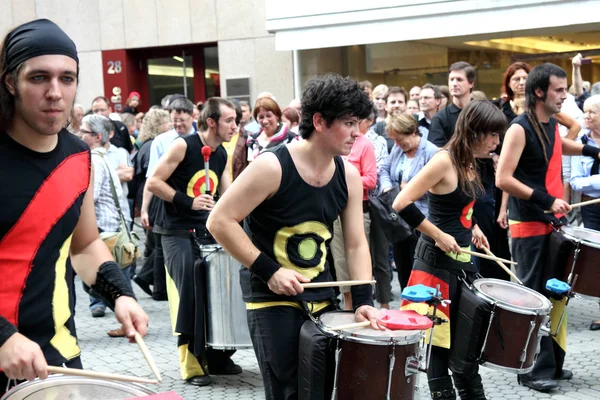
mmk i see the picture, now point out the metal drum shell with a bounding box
[202,244,253,350]
[561,226,600,299]
[1,375,155,399]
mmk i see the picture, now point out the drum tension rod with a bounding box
[421,284,450,372]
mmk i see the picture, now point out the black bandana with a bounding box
[5,19,78,73]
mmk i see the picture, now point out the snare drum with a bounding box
[1,376,155,399]
[560,226,600,298]
[202,244,253,349]
[317,311,425,400]
[452,279,551,375]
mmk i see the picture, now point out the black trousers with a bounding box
[0,357,82,396]
[248,304,334,400]
[136,229,167,296]
[392,231,419,291]
[368,211,392,304]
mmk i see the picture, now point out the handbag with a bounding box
[368,171,413,243]
[93,151,140,268]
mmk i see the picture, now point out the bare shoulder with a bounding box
[342,158,361,181]
[429,149,453,168]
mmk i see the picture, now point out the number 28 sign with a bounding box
[107,60,122,74]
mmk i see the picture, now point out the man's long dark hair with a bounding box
[524,63,567,163]
[446,100,507,198]
[299,74,372,139]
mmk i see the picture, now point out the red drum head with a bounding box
[379,310,434,330]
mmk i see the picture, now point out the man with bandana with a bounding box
[0,19,148,394]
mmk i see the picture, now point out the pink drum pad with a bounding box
[126,392,184,400]
[379,310,433,330]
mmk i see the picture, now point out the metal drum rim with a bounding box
[0,375,156,399]
[561,226,600,248]
[318,311,425,345]
[479,360,534,375]
[473,278,552,315]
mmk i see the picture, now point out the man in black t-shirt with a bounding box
[147,97,236,387]
[91,96,134,153]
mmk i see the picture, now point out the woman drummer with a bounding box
[392,100,507,400]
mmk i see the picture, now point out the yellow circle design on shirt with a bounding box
[273,221,332,279]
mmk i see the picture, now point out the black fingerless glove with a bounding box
[0,315,18,348]
[250,252,281,283]
[89,261,136,311]
[530,189,555,210]
[351,284,374,312]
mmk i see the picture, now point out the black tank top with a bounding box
[241,145,348,302]
[509,114,563,222]
[426,181,478,249]
[163,133,227,230]
[0,129,89,365]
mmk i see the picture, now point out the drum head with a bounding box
[319,311,423,345]
[562,226,600,248]
[473,279,551,313]
[1,376,155,400]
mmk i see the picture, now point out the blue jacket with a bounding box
[379,137,439,216]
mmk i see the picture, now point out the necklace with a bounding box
[199,131,218,152]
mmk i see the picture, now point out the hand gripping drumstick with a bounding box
[460,249,517,265]
[134,332,163,382]
[481,246,523,285]
[301,280,376,289]
[46,366,158,385]
[544,197,600,214]
[201,146,212,195]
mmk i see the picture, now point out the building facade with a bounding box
[0,0,294,112]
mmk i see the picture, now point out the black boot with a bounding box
[453,373,487,400]
[429,376,456,399]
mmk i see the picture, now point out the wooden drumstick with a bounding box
[331,321,371,330]
[301,280,376,289]
[544,197,600,214]
[134,332,162,382]
[47,366,158,384]
[460,249,517,265]
[481,247,523,285]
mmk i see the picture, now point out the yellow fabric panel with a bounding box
[178,343,206,379]
[246,300,331,314]
[165,265,181,336]
[222,132,239,178]
[401,302,450,349]
[50,235,80,359]
[550,297,568,352]
[444,246,472,263]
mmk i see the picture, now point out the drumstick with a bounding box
[481,246,523,285]
[134,332,163,382]
[47,366,158,385]
[544,197,600,213]
[301,280,376,289]
[331,321,371,330]
[460,249,517,265]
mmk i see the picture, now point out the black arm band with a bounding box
[351,284,374,311]
[0,315,18,348]
[173,191,194,209]
[472,216,478,226]
[530,189,555,210]
[250,252,281,283]
[398,203,426,228]
[582,144,600,160]
[89,261,136,311]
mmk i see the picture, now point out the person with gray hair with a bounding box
[79,114,135,326]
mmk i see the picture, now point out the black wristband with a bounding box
[351,284,374,311]
[582,144,600,160]
[0,315,18,348]
[250,252,281,283]
[398,203,426,228]
[89,261,136,311]
[173,191,194,209]
[530,189,555,210]
[472,215,478,227]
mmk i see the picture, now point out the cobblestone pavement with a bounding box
[74,243,600,399]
